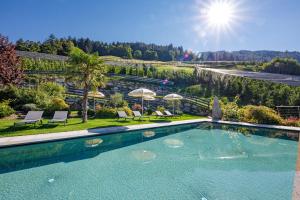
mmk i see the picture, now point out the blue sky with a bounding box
[1,0,300,52]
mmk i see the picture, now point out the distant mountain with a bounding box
[199,50,300,62]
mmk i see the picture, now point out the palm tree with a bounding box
[68,47,105,123]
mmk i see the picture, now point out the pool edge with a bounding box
[0,119,299,148]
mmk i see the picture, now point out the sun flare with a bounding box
[206,1,235,27]
[195,0,243,39]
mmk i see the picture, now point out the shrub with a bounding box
[222,99,239,121]
[77,110,82,117]
[146,108,154,115]
[22,103,39,112]
[38,82,65,99]
[222,102,239,121]
[87,109,95,116]
[238,105,283,125]
[118,106,133,116]
[157,106,165,112]
[110,93,125,107]
[0,83,65,110]
[45,98,69,116]
[182,85,202,96]
[0,101,15,118]
[96,107,117,118]
[78,109,96,117]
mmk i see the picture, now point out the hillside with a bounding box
[199,50,300,62]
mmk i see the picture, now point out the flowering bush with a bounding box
[284,117,300,127]
[132,103,142,111]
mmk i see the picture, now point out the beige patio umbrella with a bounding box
[88,91,105,112]
[163,93,183,114]
[128,88,156,115]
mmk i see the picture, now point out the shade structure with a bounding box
[163,93,183,114]
[88,91,105,112]
[143,95,155,101]
[88,91,105,98]
[128,88,156,115]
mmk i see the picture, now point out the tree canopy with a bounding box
[0,35,23,85]
[15,34,198,61]
[68,47,106,123]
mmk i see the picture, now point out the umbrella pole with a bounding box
[93,97,96,116]
[173,100,175,115]
[142,96,144,116]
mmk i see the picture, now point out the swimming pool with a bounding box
[0,123,298,200]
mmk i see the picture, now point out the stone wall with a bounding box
[66,79,209,116]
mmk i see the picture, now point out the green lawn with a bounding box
[0,114,205,138]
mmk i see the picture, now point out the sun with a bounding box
[195,0,242,37]
[206,1,235,28]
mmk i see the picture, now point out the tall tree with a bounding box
[68,47,105,123]
[0,35,23,85]
[133,50,142,59]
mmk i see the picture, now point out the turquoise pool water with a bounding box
[0,123,298,200]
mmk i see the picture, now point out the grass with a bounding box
[152,64,195,73]
[0,114,206,138]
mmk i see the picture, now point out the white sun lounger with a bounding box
[14,111,44,127]
[48,111,68,126]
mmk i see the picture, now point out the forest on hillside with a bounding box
[199,50,300,62]
[15,34,300,63]
[15,34,198,62]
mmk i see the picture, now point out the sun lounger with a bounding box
[132,111,150,120]
[14,111,44,127]
[117,111,133,120]
[154,110,169,118]
[48,111,68,125]
[164,110,175,117]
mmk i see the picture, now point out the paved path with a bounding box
[200,68,300,86]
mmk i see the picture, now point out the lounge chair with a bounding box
[154,111,168,118]
[48,111,68,126]
[117,111,133,120]
[14,111,44,127]
[164,110,175,117]
[132,111,150,120]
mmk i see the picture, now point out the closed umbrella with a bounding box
[88,91,105,112]
[163,93,183,114]
[128,88,156,115]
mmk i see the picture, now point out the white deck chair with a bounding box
[48,111,68,125]
[14,111,44,127]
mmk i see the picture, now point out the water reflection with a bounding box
[198,123,299,141]
[85,138,103,148]
[0,123,298,174]
[0,123,197,174]
[163,138,184,148]
[131,150,156,163]
[143,131,156,138]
